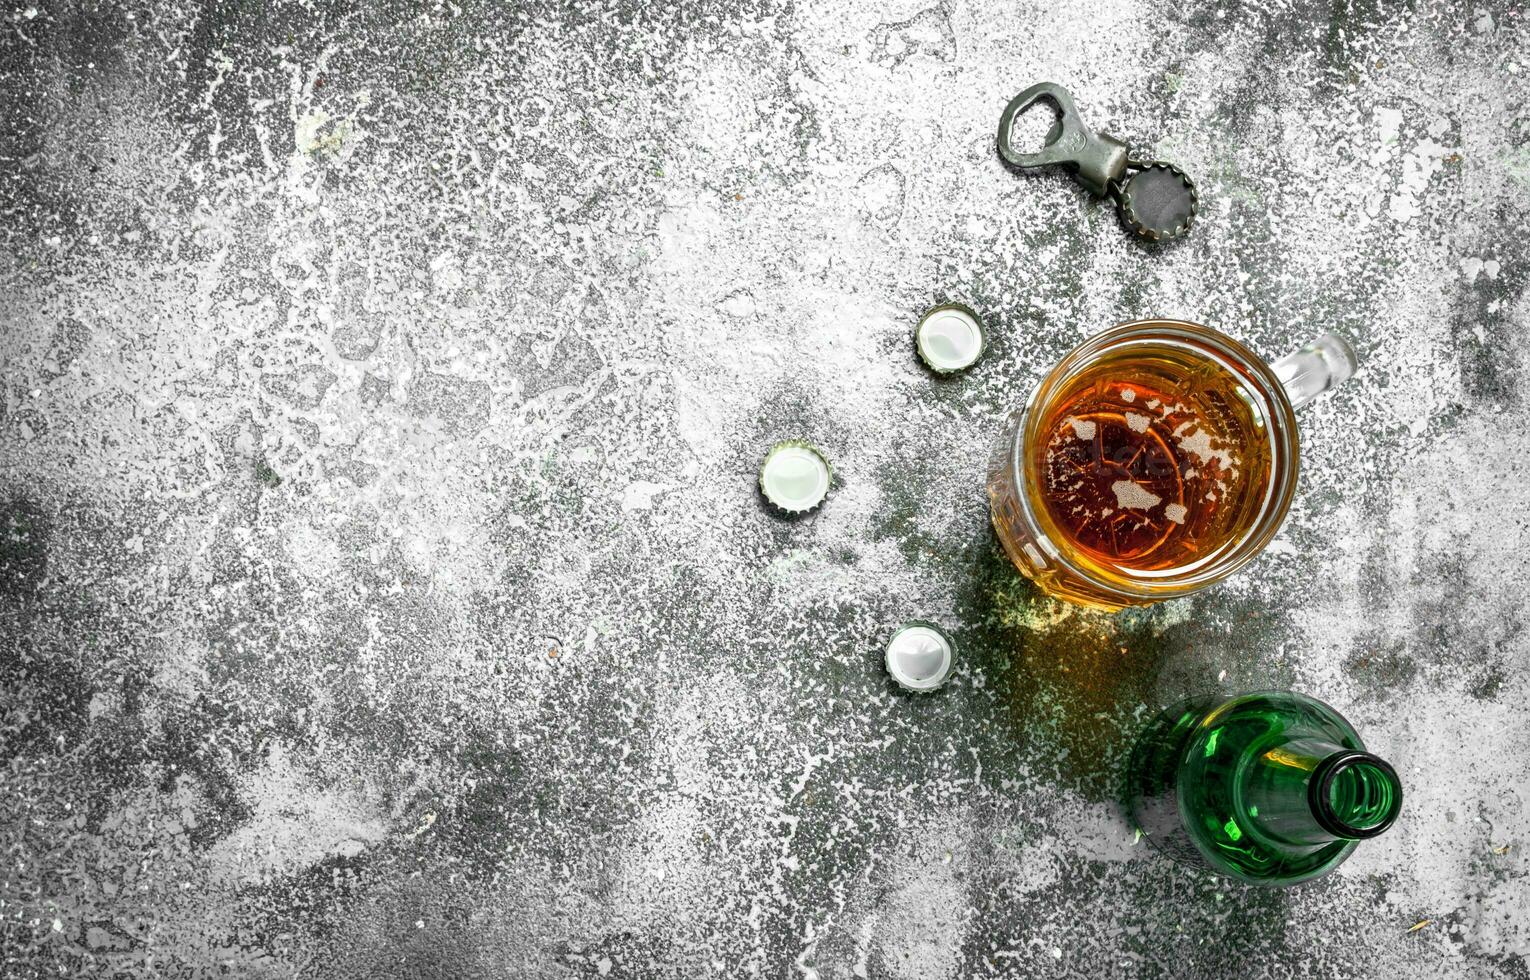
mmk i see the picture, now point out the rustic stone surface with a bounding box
[3,2,1527,977]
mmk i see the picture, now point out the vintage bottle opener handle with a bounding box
[997,82,1129,197]
[997,82,1199,242]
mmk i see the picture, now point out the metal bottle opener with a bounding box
[997,82,1198,242]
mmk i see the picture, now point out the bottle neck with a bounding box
[1242,740,1403,847]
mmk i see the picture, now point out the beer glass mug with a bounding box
[987,320,1357,610]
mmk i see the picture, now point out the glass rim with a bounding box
[1008,318,1302,601]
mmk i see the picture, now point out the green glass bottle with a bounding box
[1127,691,1403,886]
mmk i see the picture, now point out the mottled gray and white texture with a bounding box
[2,1,1528,977]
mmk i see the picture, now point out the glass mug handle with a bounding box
[1270,334,1359,410]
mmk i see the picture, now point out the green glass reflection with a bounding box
[1328,759,1400,832]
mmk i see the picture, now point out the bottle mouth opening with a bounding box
[1310,751,1403,840]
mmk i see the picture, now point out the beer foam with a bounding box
[1111,480,1162,510]
[1068,417,1097,441]
[1125,412,1151,433]
[1164,503,1188,524]
[1173,422,1237,475]
[1121,388,1136,402]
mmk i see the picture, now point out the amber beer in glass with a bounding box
[987,320,1356,610]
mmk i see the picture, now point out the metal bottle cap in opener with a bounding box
[759,440,833,515]
[915,304,986,374]
[885,621,955,692]
[997,82,1198,242]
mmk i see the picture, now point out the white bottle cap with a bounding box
[758,440,833,515]
[884,621,955,692]
[915,304,986,374]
